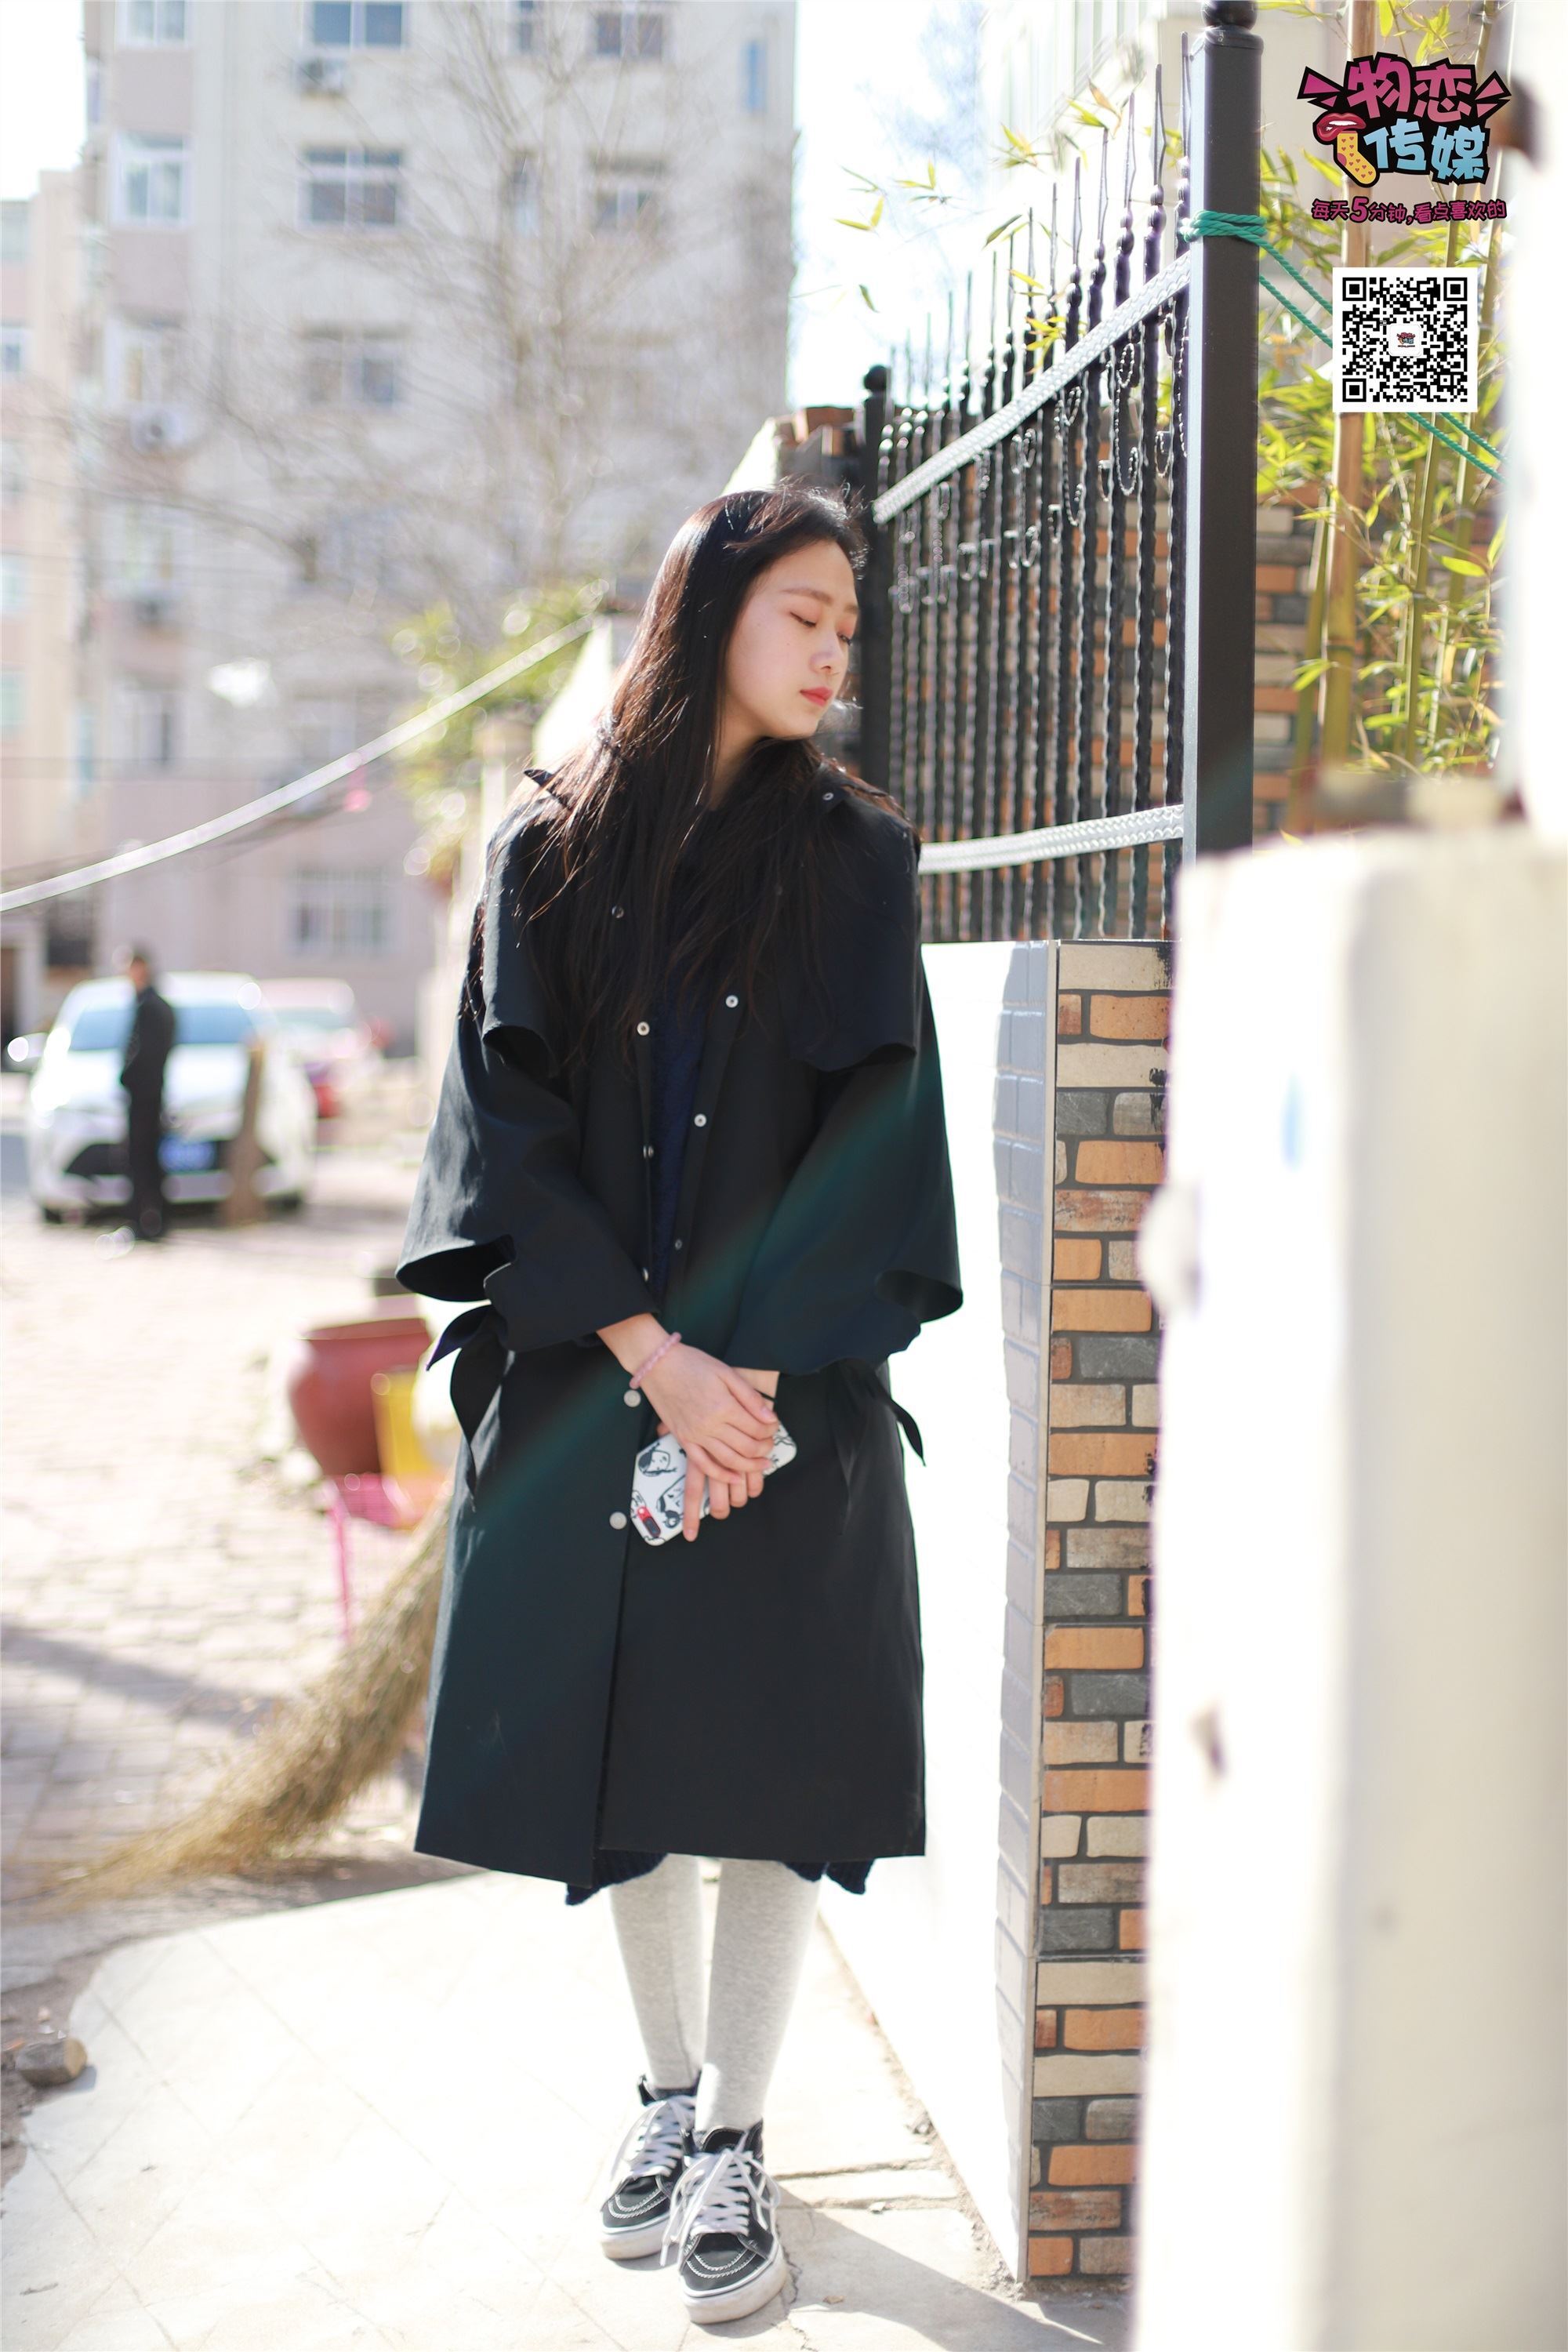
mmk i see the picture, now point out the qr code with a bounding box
[1332,267,1479,414]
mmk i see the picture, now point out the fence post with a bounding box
[1181,0,1262,860]
[857,364,891,793]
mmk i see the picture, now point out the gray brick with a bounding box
[999,1717,1034,1810]
[1032,2098,1084,2143]
[1005,1009,1046,1073]
[1068,1672,1150,1718]
[1085,2097,1139,2142]
[1004,1339,1040,1412]
[1076,1334,1160,1381]
[1014,1076,1047,1140]
[1043,1573,1122,1619]
[1005,1537,1040,1614]
[993,1072,1018,1137]
[1038,1907,1116,1954]
[1112,1090,1164,1137]
[997,1788,1032,1882]
[1000,1272,1041,1347]
[1056,1090,1109,1136]
[1006,1472,1040,1549]
[999,1205,1043,1282]
[1009,1411,1041,1480]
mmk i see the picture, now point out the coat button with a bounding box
[623,1389,641,1406]
[643,1143,655,1157]
[636,1021,650,1036]
[822,789,833,801]
[725,993,738,1008]
[673,1239,683,1250]
[609,1511,628,1530]
[692,1112,706,1127]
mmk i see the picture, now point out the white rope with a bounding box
[918,802,1183,873]
[0,616,597,914]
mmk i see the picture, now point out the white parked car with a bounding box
[26,973,318,1221]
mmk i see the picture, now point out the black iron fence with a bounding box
[857,0,1262,945]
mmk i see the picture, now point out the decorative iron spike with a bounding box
[1146,64,1168,279]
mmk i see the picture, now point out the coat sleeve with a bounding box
[396,806,657,1356]
[722,806,962,1375]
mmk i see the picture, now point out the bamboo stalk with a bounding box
[1316,0,1377,773]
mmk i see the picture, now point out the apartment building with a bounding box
[67,0,794,1046]
[1,175,94,1044]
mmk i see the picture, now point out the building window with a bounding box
[289,866,391,958]
[303,328,402,406]
[0,554,27,615]
[292,691,383,766]
[308,1,405,46]
[118,0,188,44]
[741,37,767,114]
[592,8,663,60]
[509,156,539,235]
[514,0,539,53]
[111,316,183,406]
[113,134,192,227]
[299,148,402,230]
[0,671,23,736]
[107,501,187,597]
[0,440,25,499]
[121,682,180,769]
[0,325,27,377]
[591,162,662,234]
[0,203,28,265]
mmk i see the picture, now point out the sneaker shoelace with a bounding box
[607,2091,694,2190]
[659,2143,779,2267]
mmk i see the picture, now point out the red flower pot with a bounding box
[285,1311,432,1478]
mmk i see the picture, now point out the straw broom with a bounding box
[31,1486,452,1911]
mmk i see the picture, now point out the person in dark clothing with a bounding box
[118,949,176,1240]
[397,482,961,2325]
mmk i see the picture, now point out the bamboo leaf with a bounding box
[858,283,878,312]
[1439,555,1486,577]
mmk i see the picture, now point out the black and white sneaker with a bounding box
[659,2119,789,2323]
[597,2073,699,2259]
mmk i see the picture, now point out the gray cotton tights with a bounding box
[608,1853,821,2136]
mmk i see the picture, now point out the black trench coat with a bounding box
[397,764,962,1893]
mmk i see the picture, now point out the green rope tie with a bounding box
[1176,208,1500,478]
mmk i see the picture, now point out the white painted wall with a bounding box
[1134,827,1567,2351]
[820,939,1031,2278]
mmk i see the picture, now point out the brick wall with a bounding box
[1024,942,1170,2285]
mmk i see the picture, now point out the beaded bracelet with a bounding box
[629,1329,682,1391]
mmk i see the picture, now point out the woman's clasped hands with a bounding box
[640,1343,779,1542]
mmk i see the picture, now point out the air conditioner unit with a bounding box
[129,406,193,455]
[295,54,348,94]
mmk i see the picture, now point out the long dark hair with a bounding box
[483,481,909,1077]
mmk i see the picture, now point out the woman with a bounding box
[397,481,961,2325]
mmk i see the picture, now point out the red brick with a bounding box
[1029,2189,1123,2230]
[1076,1141,1166,1185]
[1054,1189,1150,1234]
[1119,1910,1147,1950]
[1064,2007,1145,2050]
[1057,993,1083,1036]
[1048,1432,1156,1476]
[1080,2235,1137,2275]
[1044,1627,1145,1669]
[1028,2237,1074,2278]
[1087,996,1169,1042]
[1129,1573,1150,1617]
[1035,2009,1058,2050]
[1053,1236,1102,1280]
[1051,1290,1152,1333]
[1049,2143,1138,2186]
[1044,1768,1149,1813]
[1256,563,1303,591]
[1050,1339,1073,1380]
[1044,1674,1065,1719]
[1254,684,1301,713]
[1044,1527,1062,1571]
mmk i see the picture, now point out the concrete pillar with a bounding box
[1134,827,1566,2350]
